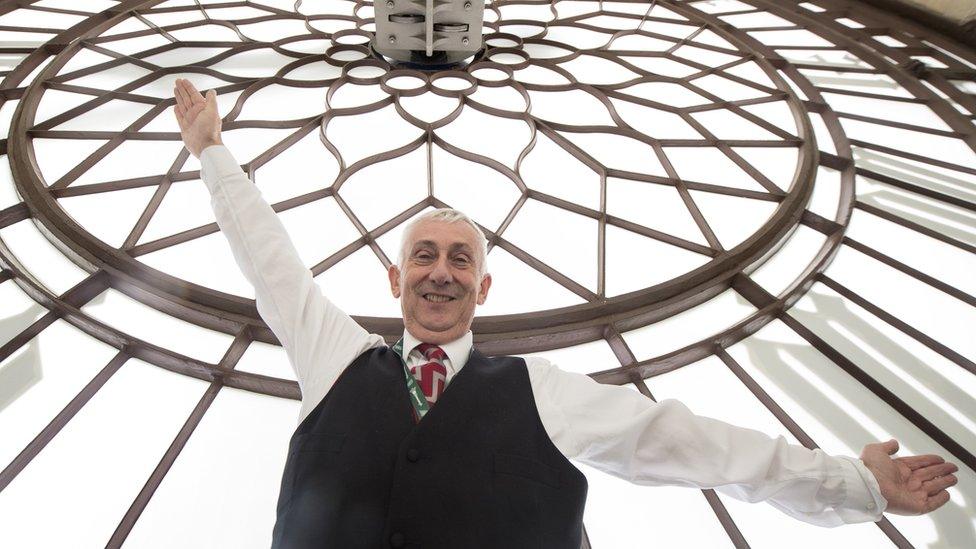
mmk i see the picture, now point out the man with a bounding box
[173,78,957,547]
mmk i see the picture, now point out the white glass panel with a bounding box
[853,146,976,205]
[503,198,598,292]
[313,245,401,317]
[606,177,708,245]
[81,289,236,363]
[0,358,208,549]
[0,219,88,295]
[32,138,108,186]
[431,146,522,231]
[727,320,974,549]
[253,131,340,205]
[0,320,116,468]
[278,196,363,268]
[664,147,767,192]
[842,119,976,169]
[749,224,827,296]
[0,99,18,140]
[219,128,297,166]
[325,104,424,167]
[0,161,18,210]
[719,11,794,28]
[824,243,976,363]
[235,340,296,381]
[694,0,757,14]
[0,279,46,349]
[237,83,331,121]
[559,130,667,176]
[687,189,778,250]
[846,208,976,297]
[436,106,532,169]
[693,73,771,101]
[74,140,183,187]
[337,146,428,230]
[692,109,782,140]
[750,30,834,48]
[138,230,256,298]
[647,355,797,442]
[809,112,837,155]
[59,185,157,249]
[122,387,300,549]
[822,93,951,131]
[622,289,756,360]
[807,165,842,220]
[605,223,711,297]
[137,178,216,245]
[473,245,586,315]
[793,283,976,452]
[579,461,735,548]
[527,88,616,126]
[519,132,601,211]
[611,81,708,108]
[855,175,976,249]
[741,143,802,190]
[521,338,620,376]
[614,97,704,139]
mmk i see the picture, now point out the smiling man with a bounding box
[173,78,958,548]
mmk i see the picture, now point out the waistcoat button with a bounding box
[406,448,420,462]
[390,532,405,547]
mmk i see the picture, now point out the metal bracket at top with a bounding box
[373,0,484,66]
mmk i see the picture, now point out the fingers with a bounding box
[882,439,899,455]
[915,462,958,482]
[174,79,192,110]
[172,105,186,132]
[900,454,945,470]
[922,473,958,496]
[925,490,951,513]
[179,77,205,103]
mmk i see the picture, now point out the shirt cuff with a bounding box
[199,144,245,193]
[833,455,888,523]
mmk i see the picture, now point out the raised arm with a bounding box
[527,358,957,527]
[173,79,383,410]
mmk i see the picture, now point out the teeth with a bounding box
[424,294,453,303]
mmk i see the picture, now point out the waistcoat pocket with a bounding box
[493,452,560,488]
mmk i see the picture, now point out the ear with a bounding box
[388,263,401,298]
[476,272,492,305]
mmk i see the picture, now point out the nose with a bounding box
[428,255,453,285]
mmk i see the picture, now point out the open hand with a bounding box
[860,439,957,515]
[172,78,222,158]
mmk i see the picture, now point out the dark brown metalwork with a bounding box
[0,0,973,546]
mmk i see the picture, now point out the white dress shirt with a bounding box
[199,144,887,528]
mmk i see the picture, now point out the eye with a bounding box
[414,250,434,262]
[453,255,471,266]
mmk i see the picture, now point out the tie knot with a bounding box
[416,343,446,362]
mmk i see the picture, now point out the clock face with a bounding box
[0,1,973,548]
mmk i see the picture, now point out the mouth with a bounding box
[423,293,456,303]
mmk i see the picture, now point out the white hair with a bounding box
[397,208,489,278]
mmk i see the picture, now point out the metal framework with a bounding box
[0,0,973,547]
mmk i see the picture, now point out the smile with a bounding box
[423,294,455,303]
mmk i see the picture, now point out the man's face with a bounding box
[388,219,491,344]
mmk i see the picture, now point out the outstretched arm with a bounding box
[527,358,956,527]
[173,79,384,410]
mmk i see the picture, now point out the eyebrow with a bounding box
[412,240,475,254]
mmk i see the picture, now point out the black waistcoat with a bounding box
[270,345,587,549]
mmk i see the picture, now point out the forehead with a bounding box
[406,219,479,249]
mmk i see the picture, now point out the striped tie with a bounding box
[411,343,448,407]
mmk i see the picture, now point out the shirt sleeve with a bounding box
[198,144,384,412]
[524,357,889,527]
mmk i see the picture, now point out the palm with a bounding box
[860,439,957,515]
[172,78,221,158]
